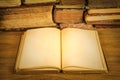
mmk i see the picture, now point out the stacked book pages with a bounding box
[85,8,120,25]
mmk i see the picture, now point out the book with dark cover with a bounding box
[60,0,85,7]
[88,0,120,8]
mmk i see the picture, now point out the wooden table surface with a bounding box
[0,28,120,80]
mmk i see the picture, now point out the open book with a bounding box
[15,28,107,73]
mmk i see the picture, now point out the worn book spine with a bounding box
[54,6,84,23]
[0,0,21,7]
[60,24,94,29]
[88,0,120,9]
[0,5,56,30]
[23,0,59,5]
[94,25,120,28]
[59,0,85,7]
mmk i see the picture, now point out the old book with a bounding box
[0,5,56,30]
[60,0,85,8]
[94,25,120,28]
[88,0,120,8]
[54,5,84,23]
[0,0,21,7]
[60,24,93,29]
[23,0,58,4]
[85,8,120,25]
[15,27,108,73]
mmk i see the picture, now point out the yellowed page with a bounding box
[18,28,61,70]
[62,28,106,70]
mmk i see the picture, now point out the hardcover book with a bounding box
[60,0,85,7]
[23,0,58,4]
[0,0,21,7]
[88,0,120,8]
[54,5,84,23]
[15,27,107,73]
[0,5,56,30]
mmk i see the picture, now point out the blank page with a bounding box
[62,28,106,70]
[17,28,61,70]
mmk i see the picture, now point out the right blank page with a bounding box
[62,28,107,71]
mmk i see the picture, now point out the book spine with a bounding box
[0,0,21,7]
[54,8,84,23]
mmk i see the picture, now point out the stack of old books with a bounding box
[0,0,90,30]
[85,0,120,27]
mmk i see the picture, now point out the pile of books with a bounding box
[85,0,120,27]
[0,0,120,73]
[0,0,120,30]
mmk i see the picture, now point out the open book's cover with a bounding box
[0,0,21,7]
[0,5,56,30]
[15,28,108,73]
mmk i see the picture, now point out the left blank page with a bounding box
[16,28,61,70]
[62,28,107,71]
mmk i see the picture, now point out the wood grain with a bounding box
[0,28,120,80]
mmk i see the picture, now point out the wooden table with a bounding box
[0,28,120,80]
